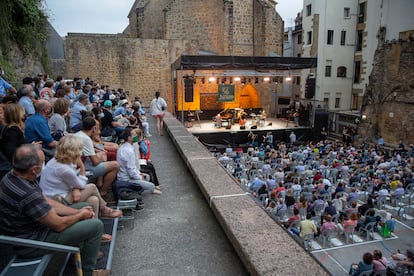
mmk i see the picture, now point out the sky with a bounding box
[44,0,303,37]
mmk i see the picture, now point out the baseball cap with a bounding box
[104,100,113,107]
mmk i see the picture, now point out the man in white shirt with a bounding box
[75,117,120,202]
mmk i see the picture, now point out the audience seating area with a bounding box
[216,140,414,273]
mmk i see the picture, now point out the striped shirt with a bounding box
[0,171,51,254]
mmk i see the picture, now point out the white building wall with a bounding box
[302,0,358,111]
[381,0,414,41]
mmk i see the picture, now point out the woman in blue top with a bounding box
[349,252,373,276]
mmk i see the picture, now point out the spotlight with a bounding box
[208,77,215,83]
[264,77,270,82]
[234,77,241,82]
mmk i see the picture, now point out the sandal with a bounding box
[101,233,112,243]
[100,207,123,219]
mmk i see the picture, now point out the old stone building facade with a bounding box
[359,31,414,145]
[65,0,283,108]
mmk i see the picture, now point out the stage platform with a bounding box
[180,117,314,151]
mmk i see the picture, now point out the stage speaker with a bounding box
[184,78,194,102]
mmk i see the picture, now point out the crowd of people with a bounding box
[0,72,168,275]
[217,135,414,275]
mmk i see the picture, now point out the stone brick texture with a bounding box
[65,0,283,106]
[359,35,414,145]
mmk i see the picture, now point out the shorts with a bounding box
[153,113,165,119]
[91,163,106,177]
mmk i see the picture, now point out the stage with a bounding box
[179,117,314,151]
[184,117,301,134]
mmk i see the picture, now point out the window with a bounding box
[297,53,301,57]
[356,30,363,51]
[337,66,347,78]
[354,61,361,83]
[296,76,301,85]
[358,3,365,23]
[323,98,329,109]
[306,4,312,16]
[297,34,302,44]
[335,97,341,108]
[340,30,346,45]
[327,30,334,45]
[344,7,350,18]
[325,65,332,77]
[307,31,312,44]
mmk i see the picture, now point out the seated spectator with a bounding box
[24,99,57,159]
[358,197,374,216]
[70,94,88,132]
[39,135,122,219]
[131,101,151,137]
[91,106,118,161]
[49,98,70,141]
[75,117,120,202]
[284,189,296,208]
[391,183,405,198]
[101,100,125,136]
[131,129,160,189]
[0,144,104,275]
[347,187,359,206]
[0,104,26,162]
[116,127,160,195]
[251,175,266,195]
[356,209,377,231]
[345,201,359,217]
[391,248,414,271]
[342,212,358,228]
[319,214,337,237]
[283,208,301,235]
[39,79,54,101]
[17,84,36,117]
[349,252,374,276]
[113,99,128,117]
[372,249,388,274]
[299,213,318,238]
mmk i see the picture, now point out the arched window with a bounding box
[337,66,347,78]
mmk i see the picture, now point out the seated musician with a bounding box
[239,115,247,129]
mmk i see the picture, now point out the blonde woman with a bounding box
[39,135,122,221]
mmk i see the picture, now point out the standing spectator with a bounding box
[150,91,167,136]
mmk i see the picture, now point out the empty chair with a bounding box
[257,193,268,207]
[359,221,377,240]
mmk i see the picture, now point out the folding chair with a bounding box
[0,235,81,276]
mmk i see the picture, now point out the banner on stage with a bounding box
[218,84,235,102]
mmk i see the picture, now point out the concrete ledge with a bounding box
[163,113,328,275]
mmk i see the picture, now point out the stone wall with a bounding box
[359,35,414,145]
[127,0,283,56]
[65,33,198,105]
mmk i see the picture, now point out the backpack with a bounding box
[139,139,151,160]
